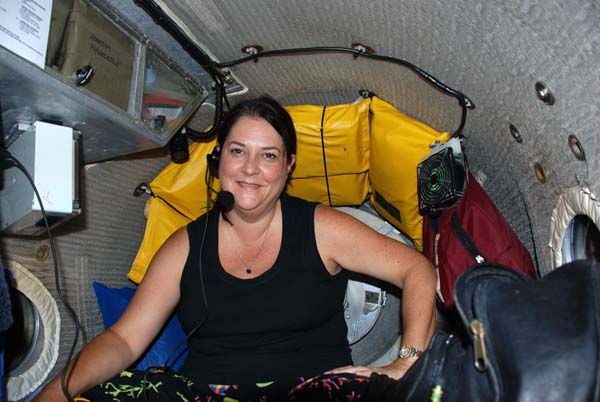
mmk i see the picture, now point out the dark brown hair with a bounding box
[217,95,296,162]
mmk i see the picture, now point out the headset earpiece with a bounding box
[207,146,221,177]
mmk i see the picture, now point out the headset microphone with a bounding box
[205,146,233,211]
[216,190,235,211]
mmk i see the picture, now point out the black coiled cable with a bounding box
[181,76,227,141]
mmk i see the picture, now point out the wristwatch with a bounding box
[399,345,423,360]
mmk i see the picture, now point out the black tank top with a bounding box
[177,194,352,384]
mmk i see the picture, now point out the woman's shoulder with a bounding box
[280,194,321,234]
[313,203,369,236]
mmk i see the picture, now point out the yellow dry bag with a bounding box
[369,96,451,251]
[286,98,371,206]
[128,139,219,283]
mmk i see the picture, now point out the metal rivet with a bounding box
[509,124,523,143]
[35,245,50,262]
[535,82,555,105]
[568,135,586,161]
[534,162,546,184]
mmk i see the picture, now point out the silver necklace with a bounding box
[225,220,273,274]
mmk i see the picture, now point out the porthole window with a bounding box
[6,289,43,377]
[4,259,60,402]
[549,187,600,272]
[561,215,600,263]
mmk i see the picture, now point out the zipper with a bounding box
[433,232,445,302]
[430,218,445,303]
[470,319,489,371]
[451,212,485,264]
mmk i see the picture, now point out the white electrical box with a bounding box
[0,121,81,235]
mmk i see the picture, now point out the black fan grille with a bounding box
[418,147,466,216]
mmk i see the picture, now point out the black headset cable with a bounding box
[1,149,80,402]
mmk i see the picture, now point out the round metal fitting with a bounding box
[568,134,586,161]
[534,162,546,184]
[221,69,234,84]
[509,124,523,143]
[534,82,555,105]
[34,245,50,262]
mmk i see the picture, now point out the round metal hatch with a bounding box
[549,187,600,271]
[4,259,61,402]
[561,214,600,263]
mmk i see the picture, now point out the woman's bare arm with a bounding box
[315,205,436,379]
[33,227,190,401]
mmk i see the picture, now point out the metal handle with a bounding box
[74,65,94,86]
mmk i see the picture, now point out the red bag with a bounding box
[422,172,537,309]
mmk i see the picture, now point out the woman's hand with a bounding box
[325,358,417,381]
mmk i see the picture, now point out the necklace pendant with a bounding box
[245,267,252,274]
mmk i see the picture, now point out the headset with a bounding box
[207,146,221,178]
[206,146,234,212]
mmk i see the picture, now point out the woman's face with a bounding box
[219,116,296,214]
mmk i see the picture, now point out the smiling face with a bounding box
[218,116,296,215]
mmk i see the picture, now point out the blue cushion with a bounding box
[92,281,188,370]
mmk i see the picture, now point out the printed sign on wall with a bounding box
[0,0,52,68]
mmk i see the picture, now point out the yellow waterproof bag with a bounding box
[129,99,371,282]
[369,96,451,251]
[128,139,219,283]
[285,98,371,206]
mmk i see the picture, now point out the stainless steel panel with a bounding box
[0,46,207,163]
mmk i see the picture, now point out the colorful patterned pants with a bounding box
[77,368,370,402]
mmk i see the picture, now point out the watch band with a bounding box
[399,345,423,360]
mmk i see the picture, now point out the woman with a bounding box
[34,96,436,402]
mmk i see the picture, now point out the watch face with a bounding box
[399,345,421,359]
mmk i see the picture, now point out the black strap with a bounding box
[319,105,333,206]
[450,212,485,263]
[374,191,402,223]
[515,180,541,277]
[430,216,439,232]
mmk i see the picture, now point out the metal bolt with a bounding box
[509,124,523,143]
[534,162,546,184]
[35,245,50,262]
[568,134,586,161]
[535,82,555,105]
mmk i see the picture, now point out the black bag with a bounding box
[367,261,600,402]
